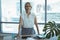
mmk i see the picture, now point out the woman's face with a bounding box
[25,3,32,11]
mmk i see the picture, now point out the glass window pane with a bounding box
[1,23,19,34]
[22,0,45,23]
[1,0,20,22]
[47,0,60,23]
[38,25,45,34]
[34,24,45,37]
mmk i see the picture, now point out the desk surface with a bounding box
[0,33,17,37]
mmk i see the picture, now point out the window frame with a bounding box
[1,0,60,36]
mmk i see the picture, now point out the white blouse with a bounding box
[21,11,35,28]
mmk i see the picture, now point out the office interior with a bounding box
[0,0,60,40]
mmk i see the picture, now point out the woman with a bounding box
[17,2,39,38]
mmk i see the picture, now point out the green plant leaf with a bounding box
[51,30,54,37]
[58,35,60,40]
[43,21,60,39]
[46,32,51,39]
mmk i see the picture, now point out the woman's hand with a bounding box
[38,31,40,35]
[16,33,20,39]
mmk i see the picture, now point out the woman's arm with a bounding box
[17,16,23,37]
[34,16,39,34]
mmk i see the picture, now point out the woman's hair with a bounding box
[25,2,32,7]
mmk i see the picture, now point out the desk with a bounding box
[0,33,48,40]
[0,33,17,40]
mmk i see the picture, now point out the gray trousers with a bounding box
[21,27,35,35]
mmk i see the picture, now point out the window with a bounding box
[1,23,19,33]
[47,0,60,23]
[1,0,60,37]
[1,0,20,22]
[1,0,20,33]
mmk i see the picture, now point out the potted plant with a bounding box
[58,35,60,40]
[43,21,60,40]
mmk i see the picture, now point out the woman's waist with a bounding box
[23,25,34,28]
[22,26,33,28]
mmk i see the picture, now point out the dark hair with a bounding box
[25,2,32,7]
